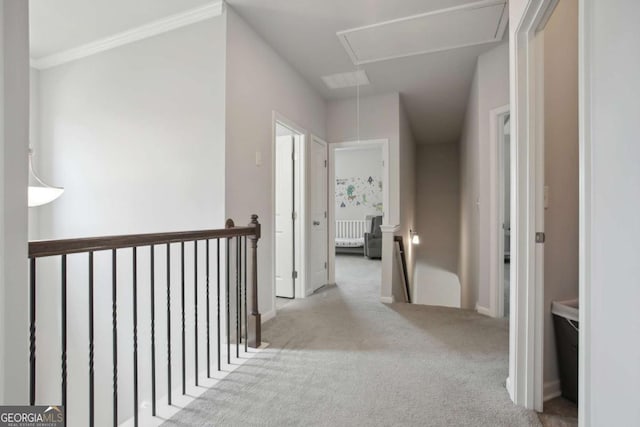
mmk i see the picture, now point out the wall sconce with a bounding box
[410,229,420,245]
[28,148,64,207]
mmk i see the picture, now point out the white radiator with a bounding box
[335,220,367,247]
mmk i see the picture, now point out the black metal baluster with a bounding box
[244,237,248,353]
[226,239,231,365]
[236,237,240,358]
[150,245,156,416]
[112,249,118,427]
[132,247,139,427]
[206,240,211,378]
[61,255,68,426]
[181,242,186,394]
[194,241,198,387]
[89,252,95,427]
[166,244,172,406]
[216,239,221,371]
[29,258,36,406]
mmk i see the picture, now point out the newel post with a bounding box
[248,214,261,348]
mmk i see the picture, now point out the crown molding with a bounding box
[31,1,225,70]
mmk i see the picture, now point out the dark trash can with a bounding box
[551,299,579,404]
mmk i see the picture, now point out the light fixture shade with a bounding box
[28,149,64,207]
[411,234,420,245]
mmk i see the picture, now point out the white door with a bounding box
[275,135,295,298]
[310,136,328,293]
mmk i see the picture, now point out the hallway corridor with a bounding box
[164,256,539,426]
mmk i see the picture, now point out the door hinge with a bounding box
[324,160,327,167]
[292,271,298,279]
[536,232,546,243]
[324,262,327,269]
[292,212,297,220]
[324,211,327,218]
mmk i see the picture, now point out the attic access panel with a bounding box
[337,0,508,65]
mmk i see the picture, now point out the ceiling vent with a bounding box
[321,70,370,90]
[337,0,508,65]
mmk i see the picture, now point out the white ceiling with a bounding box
[29,0,507,145]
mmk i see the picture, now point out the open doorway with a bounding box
[274,120,303,307]
[328,140,389,291]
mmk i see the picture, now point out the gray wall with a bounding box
[542,0,579,392]
[414,144,461,307]
[458,42,510,310]
[583,0,640,423]
[225,7,327,318]
[0,0,30,404]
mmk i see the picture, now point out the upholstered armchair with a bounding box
[364,215,383,259]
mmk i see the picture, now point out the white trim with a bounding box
[509,0,558,412]
[578,1,591,425]
[543,379,562,402]
[309,134,329,295]
[506,376,513,396]
[489,104,510,319]
[328,139,390,286]
[271,112,308,313]
[261,309,276,324]
[380,296,395,304]
[475,303,492,317]
[336,0,509,66]
[31,1,225,69]
[379,224,400,233]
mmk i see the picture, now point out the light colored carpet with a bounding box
[164,254,540,426]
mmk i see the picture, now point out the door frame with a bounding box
[489,104,510,319]
[327,139,390,286]
[508,0,559,412]
[307,135,329,295]
[272,112,307,307]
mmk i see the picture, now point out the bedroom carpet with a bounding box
[163,254,540,426]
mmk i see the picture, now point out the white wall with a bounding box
[542,0,579,392]
[225,7,327,318]
[32,16,227,423]
[458,42,509,310]
[582,0,640,424]
[414,143,461,307]
[334,147,383,221]
[0,0,30,404]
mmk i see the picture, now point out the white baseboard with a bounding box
[380,296,395,304]
[506,376,513,397]
[475,303,492,317]
[544,379,562,401]
[262,309,276,323]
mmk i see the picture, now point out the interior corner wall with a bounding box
[541,0,579,391]
[0,0,30,404]
[398,98,417,296]
[582,0,640,424]
[326,93,401,225]
[414,143,461,307]
[458,42,509,310]
[224,7,327,317]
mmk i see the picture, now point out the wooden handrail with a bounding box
[27,215,262,425]
[29,224,258,258]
